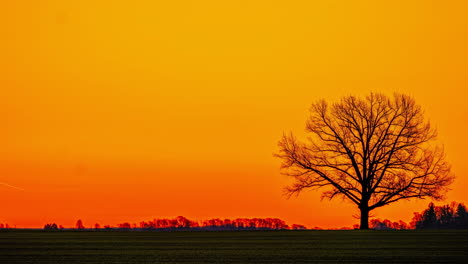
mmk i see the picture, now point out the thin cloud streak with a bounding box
[0,182,25,191]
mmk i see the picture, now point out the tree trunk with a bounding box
[360,207,369,229]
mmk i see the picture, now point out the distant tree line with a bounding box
[365,202,468,230]
[39,203,468,231]
[136,216,305,230]
[411,202,468,229]
[42,217,306,231]
[369,219,409,230]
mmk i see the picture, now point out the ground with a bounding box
[1,230,467,263]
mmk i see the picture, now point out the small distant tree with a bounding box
[438,204,455,227]
[410,212,423,229]
[455,203,468,228]
[76,219,85,229]
[421,203,438,229]
[276,93,454,229]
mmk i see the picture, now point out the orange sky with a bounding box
[1,0,468,228]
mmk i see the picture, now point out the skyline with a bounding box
[2,0,468,228]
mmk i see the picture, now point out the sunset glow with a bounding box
[2,0,468,228]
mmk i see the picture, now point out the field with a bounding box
[1,230,467,263]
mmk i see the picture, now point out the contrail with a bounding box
[0,182,25,191]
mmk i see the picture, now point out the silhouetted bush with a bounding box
[291,224,307,230]
[44,223,58,230]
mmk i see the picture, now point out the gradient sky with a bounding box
[1,0,468,228]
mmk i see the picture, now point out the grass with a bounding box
[0,230,467,263]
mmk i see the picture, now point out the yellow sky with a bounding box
[1,0,468,228]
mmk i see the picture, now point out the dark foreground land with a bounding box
[1,230,467,264]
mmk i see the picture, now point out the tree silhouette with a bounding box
[455,203,468,229]
[421,203,438,229]
[76,219,85,229]
[276,93,454,229]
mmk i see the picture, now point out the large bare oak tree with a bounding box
[276,93,454,229]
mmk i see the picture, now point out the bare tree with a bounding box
[276,93,454,229]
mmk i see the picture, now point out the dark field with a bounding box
[1,230,467,263]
